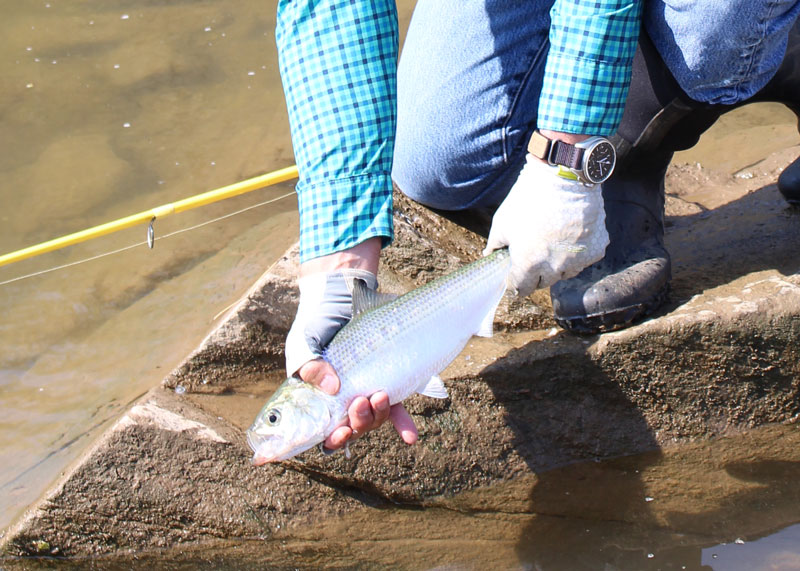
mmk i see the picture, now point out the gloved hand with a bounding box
[284,266,418,451]
[284,268,378,379]
[485,154,610,296]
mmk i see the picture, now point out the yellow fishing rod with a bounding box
[0,165,299,269]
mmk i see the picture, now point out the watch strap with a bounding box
[550,140,584,170]
[528,130,584,170]
[528,130,552,161]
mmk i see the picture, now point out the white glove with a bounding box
[485,154,609,296]
[284,269,378,377]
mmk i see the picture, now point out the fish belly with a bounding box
[325,251,510,414]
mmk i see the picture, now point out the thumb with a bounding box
[297,358,340,395]
[484,223,507,257]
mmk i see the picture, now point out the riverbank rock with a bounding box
[3,141,800,560]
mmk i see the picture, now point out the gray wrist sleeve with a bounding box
[284,269,377,377]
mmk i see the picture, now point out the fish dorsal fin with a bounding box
[351,279,399,317]
[417,375,449,399]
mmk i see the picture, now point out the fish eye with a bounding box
[266,409,281,426]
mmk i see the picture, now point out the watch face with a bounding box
[585,141,616,183]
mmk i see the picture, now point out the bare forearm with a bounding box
[299,237,381,277]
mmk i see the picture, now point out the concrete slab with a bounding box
[3,141,800,560]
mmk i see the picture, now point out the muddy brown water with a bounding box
[2,0,800,569]
[4,422,800,570]
[0,0,302,531]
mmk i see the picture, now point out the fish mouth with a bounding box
[246,430,272,464]
[245,428,260,453]
[251,453,273,467]
[246,429,286,465]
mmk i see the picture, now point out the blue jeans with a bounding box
[392,0,800,211]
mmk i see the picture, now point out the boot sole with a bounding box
[554,282,670,335]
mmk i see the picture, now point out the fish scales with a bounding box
[325,249,511,407]
[246,248,511,463]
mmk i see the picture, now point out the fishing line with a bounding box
[0,190,296,287]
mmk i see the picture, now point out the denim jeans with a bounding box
[392,0,800,211]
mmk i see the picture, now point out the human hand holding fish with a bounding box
[247,247,512,465]
[280,238,418,456]
[485,154,609,295]
[295,358,418,452]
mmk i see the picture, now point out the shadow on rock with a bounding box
[478,338,670,568]
[666,181,800,305]
[478,325,800,569]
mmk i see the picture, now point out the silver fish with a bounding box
[247,248,511,464]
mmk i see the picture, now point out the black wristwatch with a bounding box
[528,129,616,185]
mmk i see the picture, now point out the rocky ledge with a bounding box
[2,141,800,562]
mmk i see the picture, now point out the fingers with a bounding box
[297,358,340,395]
[321,392,417,452]
[324,425,352,450]
[321,394,384,451]
[348,393,390,435]
[483,227,506,257]
[369,392,391,428]
[509,266,541,297]
[389,404,418,445]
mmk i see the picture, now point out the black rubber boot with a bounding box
[550,33,723,334]
[552,19,800,334]
[762,20,800,205]
[777,158,800,205]
[778,159,800,205]
[550,164,672,334]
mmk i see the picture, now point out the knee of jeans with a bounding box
[392,119,507,211]
[648,0,800,104]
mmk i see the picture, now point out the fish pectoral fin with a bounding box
[475,285,506,338]
[417,375,449,399]
[476,306,497,338]
[351,280,400,317]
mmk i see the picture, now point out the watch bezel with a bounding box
[528,130,617,185]
[576,137,616,184]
